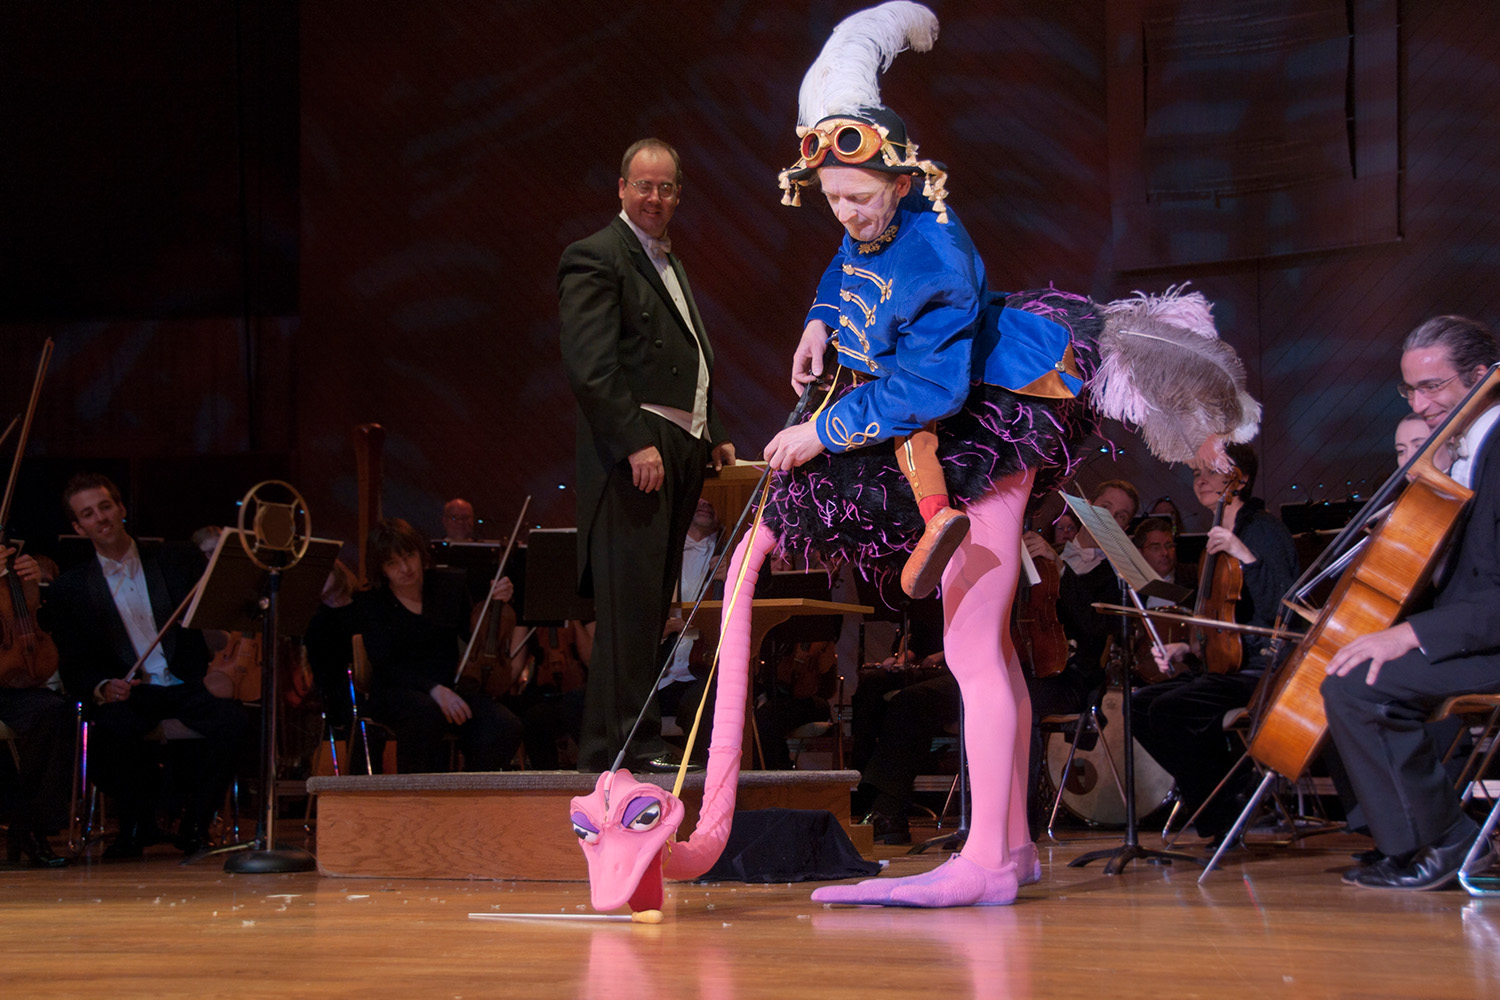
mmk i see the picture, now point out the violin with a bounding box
[0,341,61,690]
[1190,467,1246,674]
[204,631,263,701]
[536,623,587,694]
[1013,512,1068,679]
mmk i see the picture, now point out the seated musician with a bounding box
[356,518,523,773]
[1327,315,1500,890]
[440,498,479,542]
[1020,480,1139,835]
[509,618,592,770]
[1134,516,1196,593]
[1136,445,1299,844]
[1395,410,1453,474]
[43,474,249,858]
[0,544,72,867]
[848,608,951,845]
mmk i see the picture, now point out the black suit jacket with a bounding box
[557,215,728,584]
[1410,430,1500,665]
[45,541,211,702]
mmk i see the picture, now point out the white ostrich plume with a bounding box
[798,2,940,127]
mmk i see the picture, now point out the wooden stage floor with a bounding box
[3,827,1499,999]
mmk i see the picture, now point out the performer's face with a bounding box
[818,167,911,242]
[1137,529,1176,578]
[381,549,424,591]
[1400,345,1475,429]
[618,148,679,240]
[69,487,128,553]
[1191,466,1238,510]
[1092,487,1136,531]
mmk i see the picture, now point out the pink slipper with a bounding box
[812,855,1020,908]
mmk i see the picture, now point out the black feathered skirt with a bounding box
[762,288,1102,574]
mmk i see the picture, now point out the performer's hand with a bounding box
[490,576,515,603]
[790,319,831,395]
[710,441,736,471]
[1205,525,1255,565]
[1325,623,1419,686]
[764,422,826,471]
[101,678,138,704]
[1152,642,1191,677]
[628,445,665,493]
[1022,531,1057,562]
[662,617,686,639]
[429,684,473,725]
[0,546,40,583]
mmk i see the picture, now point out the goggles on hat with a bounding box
[797,119,891,169]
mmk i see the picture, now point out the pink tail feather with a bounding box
[661,521,778,879]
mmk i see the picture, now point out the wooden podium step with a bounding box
[308,769,861,881]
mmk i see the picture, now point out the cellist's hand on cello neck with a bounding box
[1325,623,1420,686]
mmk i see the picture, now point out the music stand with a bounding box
[183,527,341,872]
[1057,493,1203,875]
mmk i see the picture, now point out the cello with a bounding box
[0,341,60,690]
[1248,366,1500,780]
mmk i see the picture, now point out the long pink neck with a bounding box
[661,521,777,879]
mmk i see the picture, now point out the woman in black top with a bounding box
[359,519,523,773]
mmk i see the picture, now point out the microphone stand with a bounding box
[1069,570,1204,874]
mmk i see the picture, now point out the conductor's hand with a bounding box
[764,421,826,471]
[429,684,473,725]
[1152,642,1191,678]
[790,319,831,395]
[711,441,736,472]
[1022,531,1058,562]
[628,445,665,493]
[1325,623,1419,687]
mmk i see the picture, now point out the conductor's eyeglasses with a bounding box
[626,180,679,200]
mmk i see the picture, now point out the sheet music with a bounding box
[1059,492,1188,603]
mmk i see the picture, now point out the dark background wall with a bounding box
[3,1,1498,567]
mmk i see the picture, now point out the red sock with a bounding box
[918,494,950,523]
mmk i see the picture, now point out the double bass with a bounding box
[1248,366,1500,780]
[0,341,60,690]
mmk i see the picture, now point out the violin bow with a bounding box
[453,495,531,686]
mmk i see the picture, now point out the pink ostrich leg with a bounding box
[814,468,1036,907]
[662,519,778,879]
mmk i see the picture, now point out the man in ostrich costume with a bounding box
[570,2,1259,915]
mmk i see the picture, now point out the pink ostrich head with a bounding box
[569,769,686,913]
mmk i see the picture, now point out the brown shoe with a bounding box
[900,507,970,598]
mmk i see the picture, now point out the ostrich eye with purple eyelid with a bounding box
[571,811,600,844]
[622,797,663,831]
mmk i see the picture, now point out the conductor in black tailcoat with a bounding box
[558,138,735,773]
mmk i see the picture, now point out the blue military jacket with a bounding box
[806,191,1080,452]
